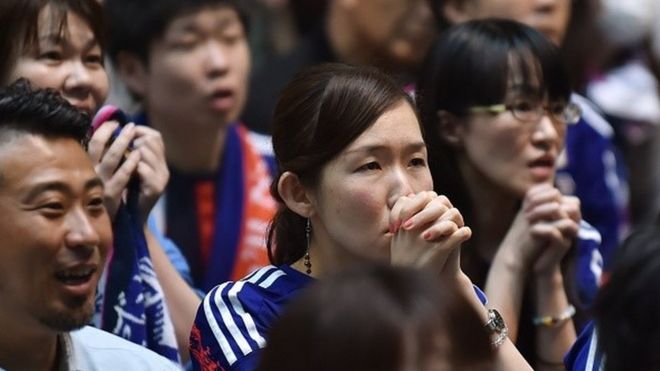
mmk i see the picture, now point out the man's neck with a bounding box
[149,112,229,174]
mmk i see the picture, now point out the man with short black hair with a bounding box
[0,79,180,370]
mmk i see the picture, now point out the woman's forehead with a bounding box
[505,53,546,97]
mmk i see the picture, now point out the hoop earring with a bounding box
[304,219,312,275]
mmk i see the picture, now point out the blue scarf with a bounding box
[93,106,180,364]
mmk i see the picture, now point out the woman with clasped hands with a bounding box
[190,63,531,371]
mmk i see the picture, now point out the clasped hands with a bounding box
[389,191,471,277]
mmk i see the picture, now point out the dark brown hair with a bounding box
[267,63,414,266]
[0,0,105,85]
[594,227,660,371]
[258,263,494,371]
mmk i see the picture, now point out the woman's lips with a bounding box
[528,158,556,180]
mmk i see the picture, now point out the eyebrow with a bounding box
[22,177,104,203]
[344,141,427,156]
[37,34,99,52]
[177,17,240,35]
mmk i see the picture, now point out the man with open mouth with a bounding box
[0,80,180,370]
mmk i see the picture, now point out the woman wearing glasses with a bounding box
[417,19,602,369]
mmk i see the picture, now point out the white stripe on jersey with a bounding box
[259,269,286,289]
[228,281,267,348]
[578,221,602,244]
[585,328,601,371]
[244,265,276,284]
[590,249,604,284]
[212,283,253,358]
[203,267,288,365]
[203,285,238,365]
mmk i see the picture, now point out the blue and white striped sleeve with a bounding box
[189,281,268,371]
[565,322,605,371]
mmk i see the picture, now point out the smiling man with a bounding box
[0,80,179,370]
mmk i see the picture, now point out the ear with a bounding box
[441,0,475,25]
[277,171,315,218]
[436,110,464,147]
[113,51,148,98]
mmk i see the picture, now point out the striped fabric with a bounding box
[190,265,313,371]
[564,322,605,371]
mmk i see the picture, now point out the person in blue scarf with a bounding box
[0,79,180,371]
[104,0,277,293]
[1,0,197,364]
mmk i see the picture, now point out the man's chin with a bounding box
[39,300,95,332]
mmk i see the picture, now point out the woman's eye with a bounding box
[85,54,103,65]
[220,33,243,45]
[39,51,62,61]
[549,103,567,115]
[512,101,535,112]
[410,158,426,167]
[88,197,104,208]
[357,162,381,172]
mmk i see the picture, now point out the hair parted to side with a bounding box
[594,227,660,371]
[267,63,415,266]
[23,0,105,59]
[104,0,249,65]
[257,263,494,371]
[0,79,91,145]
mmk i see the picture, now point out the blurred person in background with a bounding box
[427,0,629,270]
[585,0,660,231]
[258,264,495,371]
[565,226,660,371]
[242,0,436,135]
[104,0,277,295]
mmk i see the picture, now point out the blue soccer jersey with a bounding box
[557,94,629,268]
[575,221,604,307]
[190,265,313,371]
[565,322,605,371]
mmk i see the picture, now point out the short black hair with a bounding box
[104,0,249,64]
[594,227,660,371]
[0,79,91,145]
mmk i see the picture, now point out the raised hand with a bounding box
[132,126,169,225]
[87,121,141,218]
[87,122,169,224]
[389,191,471,276]
[523,184,580,276]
